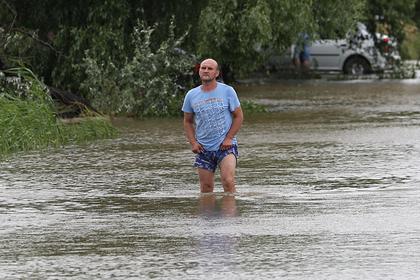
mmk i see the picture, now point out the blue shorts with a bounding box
[294,46,310,62]
[299,50,310,62]
[194,145,238,173]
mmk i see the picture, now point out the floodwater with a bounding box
[1,80,420,279]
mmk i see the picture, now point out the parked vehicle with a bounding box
[265,23,400,75]
[374,32,401,66]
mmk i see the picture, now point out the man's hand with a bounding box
[220,106,243,151]
[220,137,233,150]
[191,142,204,154]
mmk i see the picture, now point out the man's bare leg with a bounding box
[198,168,215,193]
[220,154,237,193]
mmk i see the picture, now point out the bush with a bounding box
[240,100,268,114]
[0,67,117,156]
[80,20,195,118]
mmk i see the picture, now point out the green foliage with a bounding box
[366,0,417,42]
[81,20,195,117]
[197,0,366,77]
[312,0,367,39]
[0,67,117,156]
[0,96,117,156]
[1,1,199,118]
[0,66,51,102]
[0,20,56,84]
[415,0,420,27]
[0,97,59,153]
[52,1,130,92]
[241,100,268,114]
[197,0,275,76]
[10,0,420,121]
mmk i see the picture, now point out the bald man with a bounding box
[182,58,244,193]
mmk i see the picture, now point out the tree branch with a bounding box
[11,27,60,54]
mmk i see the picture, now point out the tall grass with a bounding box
[0,97,58,153]
[0,67,117,157]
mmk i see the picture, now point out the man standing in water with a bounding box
[182,58,243,193]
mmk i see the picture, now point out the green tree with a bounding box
[312,0,366,39]
[80,20,195,117]
[52,1,131,92]
[0,0,204,87]
[415,0,420,26]
[196,0,366,78]
[366,0,417,42]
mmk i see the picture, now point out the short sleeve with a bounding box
[182,92,193,113]
[228,87,240,112]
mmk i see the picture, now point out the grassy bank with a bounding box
[0,96,117,156]
[0,67,117,157]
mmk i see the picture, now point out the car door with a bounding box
[309,40,347,70]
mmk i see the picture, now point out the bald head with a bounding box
[200,58,219,70]
[199,58,220,84]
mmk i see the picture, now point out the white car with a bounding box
[308,38,386,74]
[265,23,400,75]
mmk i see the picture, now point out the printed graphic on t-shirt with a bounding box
[193,98,225,137]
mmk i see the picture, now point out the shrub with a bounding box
[240,100,268,114]
[80,20,195,118]
[0,67,117,156]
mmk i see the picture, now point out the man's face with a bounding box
[199,59,219,83]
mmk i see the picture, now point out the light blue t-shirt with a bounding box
[182,82,241,151]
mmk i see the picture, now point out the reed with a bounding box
[0,67,117,157]
[0,97,117,156]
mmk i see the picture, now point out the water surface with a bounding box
[1,80,420,279]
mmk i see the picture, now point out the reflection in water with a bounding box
[196,193,238,275]
[198,193,238,218]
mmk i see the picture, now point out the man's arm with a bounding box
[183,112,203,153]
[220,106,244,150]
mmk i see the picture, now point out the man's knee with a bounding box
[221,175,234,187]
[198,168,215,193]
[221,174,235,193]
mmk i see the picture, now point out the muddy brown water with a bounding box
[1,80,420,279]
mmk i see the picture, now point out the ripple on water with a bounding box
[2,83,420,279]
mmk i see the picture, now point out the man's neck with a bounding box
[201,80,218,92]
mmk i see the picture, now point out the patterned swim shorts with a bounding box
[194,145,238,173]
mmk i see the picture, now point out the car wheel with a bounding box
[343,57,371,75]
